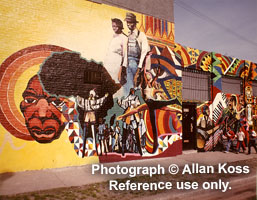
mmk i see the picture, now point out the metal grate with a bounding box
[221,76,242,95]
[182,69,210,101]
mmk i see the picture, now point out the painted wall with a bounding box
[0,0,181,173]
[174,43,257,151]
[1,0,255,174]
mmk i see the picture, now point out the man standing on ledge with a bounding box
[124,12,150,96]
[76,89,108,157]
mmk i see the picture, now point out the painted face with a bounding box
[146,72,153,82]
[126,22,136,31]
[20,75,65,143]
[228,96,236,111]
[112,22,120,34]
[130,88,135,95]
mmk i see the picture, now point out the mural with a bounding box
[196,93,247,152]
[0,0,181,172]
[1,1,256,173]
[174,43,257,154]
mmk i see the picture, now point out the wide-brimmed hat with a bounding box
[124,12,138,23]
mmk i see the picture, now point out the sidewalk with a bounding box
[0,151,256,196]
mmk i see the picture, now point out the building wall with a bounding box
[0,0,180,173]
[1,0,255,174]
[174,43,257,151]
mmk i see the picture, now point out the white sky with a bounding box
[174,0,257,63]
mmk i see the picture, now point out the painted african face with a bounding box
[228,96,236,111]
[20,75,65,143]
[126,22,136,31]
[112,22,120,34]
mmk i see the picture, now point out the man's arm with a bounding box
[137,31,150,69]
[121,34,128,67]
[90,93,108,110]
[76,96,85,109]
[117,96,129,110]
[134,31,150,87]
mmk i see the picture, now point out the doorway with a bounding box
[182,103,197,150]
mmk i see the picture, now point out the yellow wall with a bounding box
[0,0,140,173]
[0,0,139,63]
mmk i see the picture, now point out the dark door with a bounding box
[182,103,196,150]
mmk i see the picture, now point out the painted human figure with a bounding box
[20,75,65,143]
[113,121,121,152]
[197,105,214,139]
[76,89,108,156]
[104,123,110,154]
[218,95,239,151]
[245,86,253,126]
[117,53,180,153]
[126,129,135,153]
[247,126,257,154]
[117,88,142,155]
[97,118,105,155]
[224,126,236,153]
[141,54,180,152]
[246,104,252,126]
[110,125,115,152]
[124,12,150,96]
[104,18,127,86]
[115,121,123,152]
[236,127,246,153]
[229,95,240,130]
[138,112,146,150]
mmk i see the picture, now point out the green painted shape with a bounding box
[213,67,222,82]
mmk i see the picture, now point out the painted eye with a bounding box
[151,68,169,79]
[24,98,37,104]
[47,97,64,107]
[51,99,65,107]
[157,71,169,79]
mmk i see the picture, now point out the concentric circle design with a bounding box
[0,45,69,140]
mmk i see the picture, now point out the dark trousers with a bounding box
[237,141,246,152]
[248,140,257,154]
[122,128,129,156]
[146,98,178,153]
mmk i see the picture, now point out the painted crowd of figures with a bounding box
[7,11,256,159]
[196,93,257,155]
[17,12,181,158]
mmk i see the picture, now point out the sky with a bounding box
[174,0,257,63]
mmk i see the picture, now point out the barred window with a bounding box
[182,69,210,102]
[221,76,241,95]
[84,71,102,85]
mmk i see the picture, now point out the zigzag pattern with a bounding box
[139,15,174,47]
[158,133,182,153]
[60,100,97,157]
